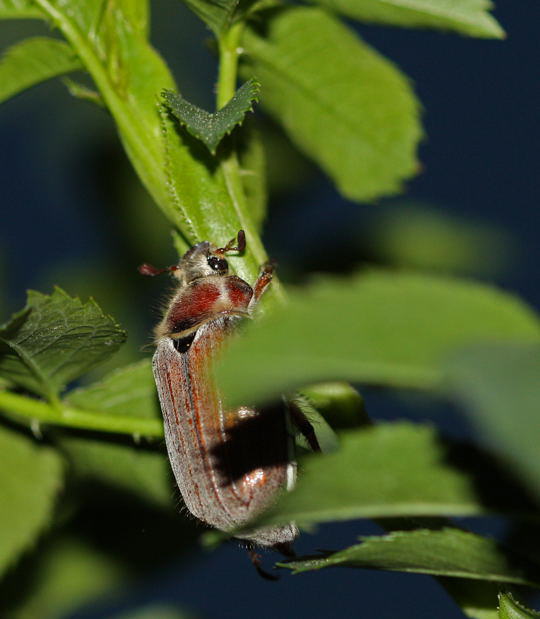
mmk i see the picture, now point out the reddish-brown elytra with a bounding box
[140,231,300,576]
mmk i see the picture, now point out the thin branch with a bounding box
[0,391,163,439]
[216,23,286,303]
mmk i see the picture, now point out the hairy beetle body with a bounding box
[145,233,297,551]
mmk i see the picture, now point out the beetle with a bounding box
[140,231,316,576]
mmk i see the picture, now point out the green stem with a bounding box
[0,391,163,439]
[216,23,244,109]
[216,24,286,303]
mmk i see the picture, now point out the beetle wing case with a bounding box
[153,295,297,548]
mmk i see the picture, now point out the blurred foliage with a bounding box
[217,270,539,404]
[0,424,63,579]
[366,203,514,277]
[6,537,125,619]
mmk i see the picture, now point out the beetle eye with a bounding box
[207,256,228,272]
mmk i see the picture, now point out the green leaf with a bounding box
[242,7,422,202]
[0,37,82,104]
[289,393,340,454]
[370,203,513,277]
[298,382,370,430]
[60,436,172,507]
[162,79,260,154]
[0,288,126,400]
[119,0,149,35]
[245,423,492,530]
[62,360,170,506]
[282,528,540,587]
[290,381,370,453]
[310,0,504,39]
[65,359,157,420]
[217,271,540,407]
[8,538,125,619]
[499,593,540,618]
[62,77,103,105]
[180,0,256,36]
[0,0,43,19]
[446,344,540,500]
[0,425,63,576]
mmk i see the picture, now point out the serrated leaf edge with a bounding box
[0,288,126,400]
[162,78,260,154]
[283,528,540,586]
[498,592,540,617]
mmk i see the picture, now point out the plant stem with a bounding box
[216,23,244,109]
[216,23,286,303]
[0,391,163,439]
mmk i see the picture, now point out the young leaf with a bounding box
[242,7,422,202]
[162,79,260,155]
[0,425,63,577]
[0,288,126,400]
[179,0,255,36]
[62,78,103,106]
[310,0,504,39]
[217,271,540,407]
[282,528,540,587]
[118,0,149,34]
[244,423,494,531]
[0,0,42,19]
[0,37,82,104]
[499,593,540,618]
[446,344,540,501]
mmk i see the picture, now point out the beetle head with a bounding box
[174,230,246,285]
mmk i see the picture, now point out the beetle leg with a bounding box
[246,544,279,581]
[249,262,275,313]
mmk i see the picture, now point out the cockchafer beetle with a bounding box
[140,231,318,577]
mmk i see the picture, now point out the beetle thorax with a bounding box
[156,274,254,340]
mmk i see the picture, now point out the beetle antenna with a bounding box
[138,263,178,277]
[216,229,246,255]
